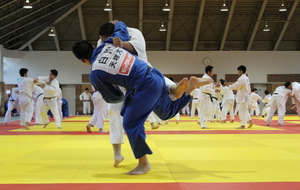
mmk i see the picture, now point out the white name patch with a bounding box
[92,44,135,76]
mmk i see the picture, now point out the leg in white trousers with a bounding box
[198,100,211,128]
[265,96,285,124]
[237,103,251,126]
[89,98,107,129]
[41,98,61,128]
[108,102,124,144]
[83,102,91,114]
[190,99,199,118]
[18,95,33,126]
[34,96,44,124]
[57,100,63,121]
[221,99,234,121]
[4,101,20,123]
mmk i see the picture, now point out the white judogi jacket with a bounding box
[38,76,59,98]
[10,87,20,102]
[79,92,92,101]
[270,86,291,105]
[220,86,234,106]
[18,77,34,98]
[249,92,262,108]
[291,82,300,103]
[198,74,215,101]
[32,85,44,101]
[228,74,251,104]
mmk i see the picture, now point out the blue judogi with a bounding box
[90,22,191,159]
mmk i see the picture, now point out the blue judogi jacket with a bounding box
[90,21,149,104]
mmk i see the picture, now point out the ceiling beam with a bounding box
[18,0,89,50]
[0,0,19,11]
[247,0,268,51]
[108,0,113,21]
[273,0,298,51]
[139,0,143,32]
[166,0,175,51]
[78,6,86,40]
[193,0,206,51]
[219,0,236,51]
[53,26,60,51]
[28,44,33,51]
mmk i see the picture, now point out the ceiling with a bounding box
[0,0,299,51]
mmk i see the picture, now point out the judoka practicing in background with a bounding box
[72,21,212,175]
[261,90,272,118]
[37,69,61,129]
[86,87,108,133]
[197,65,219,129]
[32,84,44,124]
[79,88,92,115]
[181,103,190,116]
[219,79,235,123]
[57,84,63,121]
[290,82,300,118]
[249,88,262,117]
[210,84,222,122]
[190,88,200,119]
[265,82,292,126]
[18,68,36,130]
[4,85,20,125]
[229,65,253,129]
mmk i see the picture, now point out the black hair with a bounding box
[237,65,247,73]
[72,40,94,60]
[205,65,214,74]
[251,88,257,92]
[284,82,291,88]
[19,68,28,77]
[50,69,58,77]
[219,79,226,86]
[264,90,269,95]
[85,88,89,91]
[99,23,115,36]
[169,77,174,82]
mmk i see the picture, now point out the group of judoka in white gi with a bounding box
[4,69,63,130]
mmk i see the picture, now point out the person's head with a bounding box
[205,65,214,77]
[264,90,269,95]
[72,40,94,65]
[251,88,258,93]
[237,65,246,76]
[19,68,28,77]
[99,23,115,42]
[169,77,174,82]
[85,88,89,92]
[219,79,227,86]
[50,69,58,81]
[284,82,292,89]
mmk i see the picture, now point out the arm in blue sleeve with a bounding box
[111,21,130,42]
[94,80,124,103]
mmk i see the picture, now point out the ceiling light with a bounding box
[104,3,112,11]
[220,0,228,11]
[163,1,170,11]
[48,27,56,37]
[159,21,166,32]
[263,21,270,32]
[279,2,287,12]
[23,0,33,9]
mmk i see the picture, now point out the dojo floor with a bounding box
[1,115,300,190]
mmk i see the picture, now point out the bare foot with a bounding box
[248,120,254,128]
[126,156,151,175]
[86,123,93,133]
[22,126,30,130]
[150,123,159,130]
[114,155,124,167]
[220,120,226,123]
[176,120,179,124]
[186,77,213,95]
[230,120,234,123]
[170,78,189,99]
[43,122,50,128]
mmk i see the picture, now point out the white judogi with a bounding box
[18,77,34,126]
[89,91,107,129]
[220,86,235,121]
[197,74,215,128]
[4,87,20,123]
[262,94,272,116]
[181,102,190,115]
[32,85,44,124]
[210,87,222,121]
[39,77,61,128]
[148,112,161,124]
[265,86,291,125]
[249,92,262,116]
[229,74,251,126]
[190,88,200,118]
[79,92,92,114]
[291,82,300,117]
[57,88,63,121]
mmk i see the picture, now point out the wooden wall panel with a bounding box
[225,74,239,82]
[164,74,217,82]
[82,74,90,83]
[267,74,300,82]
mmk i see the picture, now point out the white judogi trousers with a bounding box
[108,102,124,144]
[89,98,107,129]
[34,95,44,124]
[57,99,63,121]
[249,102,260,116]
[4,100,20,123]
[175,112,180,121]
[261,104,270,116]
[190,99,199,118]
[237,103,251,126]
[19,94,33,126]
[198,99,212,127]
[83,101,91,114]
[220,99,234,121]
[211,99,221,120]
[148,112,160,123]
[265,96,286,124]
[181,103,190,115]
[41,97,61,127]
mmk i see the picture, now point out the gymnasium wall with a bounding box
[3,50,300,84]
